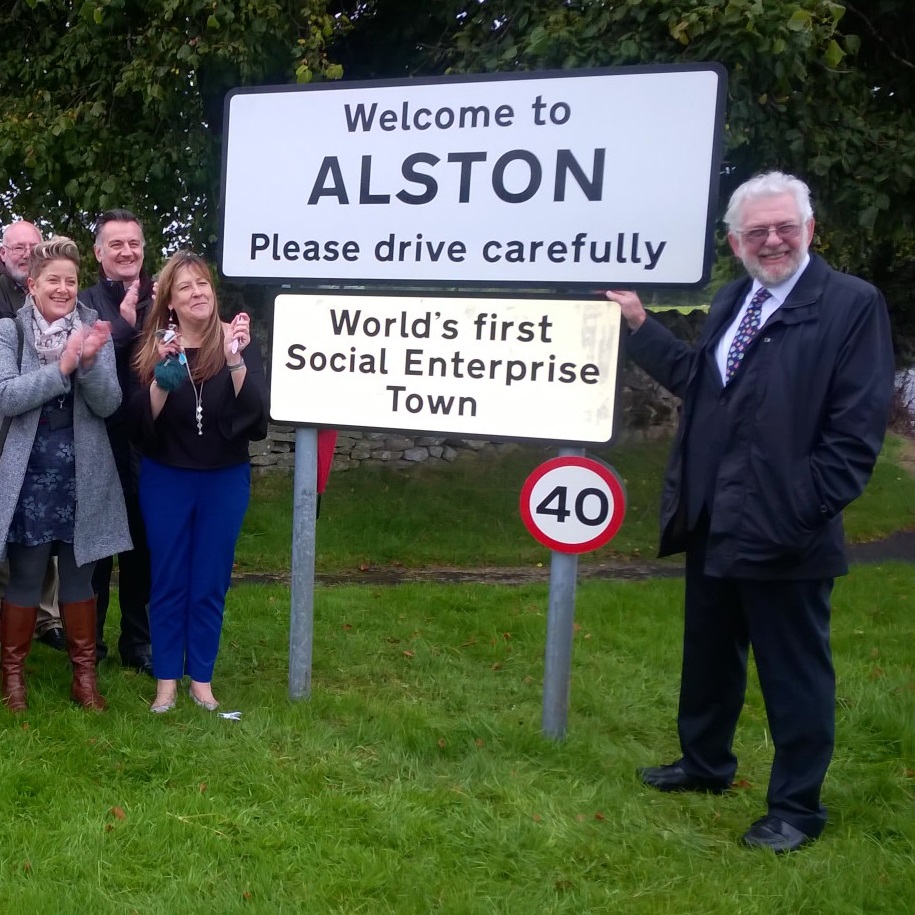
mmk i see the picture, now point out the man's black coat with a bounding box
[626,254,894,580]
[0,269,26,321]
[79,274,153,431]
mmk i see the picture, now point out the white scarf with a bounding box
[28,296,82,366]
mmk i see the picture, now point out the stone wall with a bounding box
[249,427,523,472]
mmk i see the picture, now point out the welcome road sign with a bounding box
[220,65,726,291]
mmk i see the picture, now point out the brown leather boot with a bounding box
[60,597,107,710]
[1,600,39,712]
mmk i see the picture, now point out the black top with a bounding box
[129,337,269,470]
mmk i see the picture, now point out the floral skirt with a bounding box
[8,395,77,547]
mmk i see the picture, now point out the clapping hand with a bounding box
[80,321,113,369]
[59,330,84,376]
[59,321,113,375]
[120,279,141,328]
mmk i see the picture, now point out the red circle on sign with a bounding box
[519,456,627,553]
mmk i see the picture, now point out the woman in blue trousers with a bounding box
[130,252,268,713]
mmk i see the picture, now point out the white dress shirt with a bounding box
[714,254,811,383]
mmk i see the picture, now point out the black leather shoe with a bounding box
[37,628,67,652]
[742,815,813,853]
[121,655,155,677]
[638,763,730,794]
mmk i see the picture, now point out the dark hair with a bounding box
[94,208,144,242]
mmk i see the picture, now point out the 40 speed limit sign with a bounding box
[520,456,627,553]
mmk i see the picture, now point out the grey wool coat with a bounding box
[0,300,132,566]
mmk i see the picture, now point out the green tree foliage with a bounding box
[4,0,912,305]
[0,0,345,260]
[332,1,915,282]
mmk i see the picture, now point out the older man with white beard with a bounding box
[607,172,894,852]
[0,220,42,319]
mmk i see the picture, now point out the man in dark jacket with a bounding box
[0,219,67,651]
[79,209,154,675]
[0,220,42,318]
[608,171,894,852]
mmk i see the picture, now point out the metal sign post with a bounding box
[542,447,584,739]
[289,426,318,699]
[520,453,628,738]
[276,293,624,704]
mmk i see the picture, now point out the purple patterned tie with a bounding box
[725,287,771,383]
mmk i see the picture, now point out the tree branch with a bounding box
[845,2,915,72]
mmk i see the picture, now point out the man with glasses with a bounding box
[0,220,42,319]
[80,209,154,676]
[0,220,68,651]
[607,172,894,852]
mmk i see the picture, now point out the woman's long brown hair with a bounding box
[133,251,226,384]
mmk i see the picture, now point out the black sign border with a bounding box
[265,287,626,448]
[219,64,728,297]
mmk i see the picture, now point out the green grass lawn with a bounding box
[2,567,913,913]
[1,434,912,913]
[237,437,675,574]
[238,433,915,575]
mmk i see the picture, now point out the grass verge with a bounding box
[2,563,912,913]
[238,433,915,576]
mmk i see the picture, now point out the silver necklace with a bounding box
[184,357,204,435]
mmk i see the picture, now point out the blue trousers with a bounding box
[139,459,250,681]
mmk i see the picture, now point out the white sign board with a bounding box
[270,293,623,444]
[221,66,726,290]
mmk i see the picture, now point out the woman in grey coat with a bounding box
[0,237,131,711]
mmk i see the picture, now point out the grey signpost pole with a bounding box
[289,426,319,699]
[542,445,586,739]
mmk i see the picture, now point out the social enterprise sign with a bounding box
[270,293,622,443]
[220,65,726,290]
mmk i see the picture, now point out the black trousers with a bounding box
[92,426,151,661]
[678,530,835,838]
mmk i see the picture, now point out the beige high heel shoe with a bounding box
[150,680,178,714]
[188,687,219,711]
